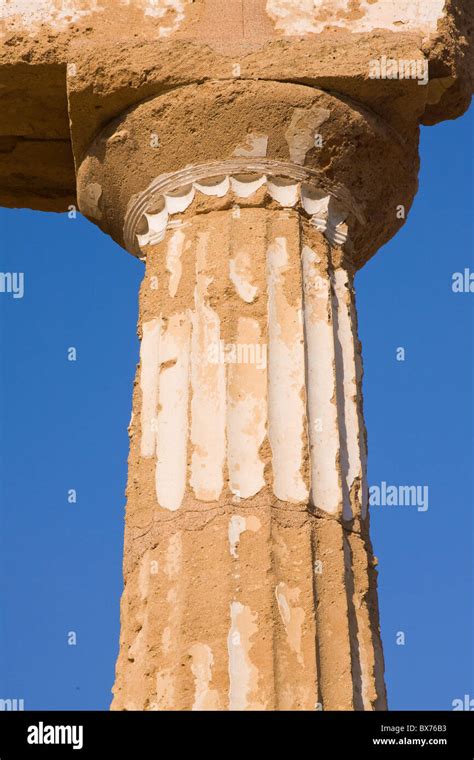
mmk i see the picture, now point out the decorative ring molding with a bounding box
[123,159,365,255]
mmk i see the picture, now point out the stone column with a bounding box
[1,0,471,716]
[77,80,418,711]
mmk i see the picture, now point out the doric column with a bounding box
[76,80,418,711]
[1,0,471,716]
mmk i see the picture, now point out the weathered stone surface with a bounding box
[0,0,472,711]
[112,208,385,710]
[75,81,418,269]
[1,1,472,211]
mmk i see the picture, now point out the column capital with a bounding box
[76,79,419,270]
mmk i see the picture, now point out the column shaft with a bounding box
[111,207,386,711]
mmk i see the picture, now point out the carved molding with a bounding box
[123,159,364,255]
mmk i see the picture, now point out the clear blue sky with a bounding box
[0,106,472,711]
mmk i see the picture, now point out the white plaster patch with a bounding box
[194,176,230,197]
[80,182,103,220]
[138,206,169,248]
[161,627,172,655]
[301,184,329,217]
[142,0,191,37]
[302,246,340,515]
[228,516,247,559]
[155,670,175,710]
[285,108,330,165]
[164,184,195,215]
[1,0,192,35]
[1,0,100,31]
[332,268,365,520]
[227,602,261,710]
[267,177,299,207]
[140,318,161,458]
[189,644,221,710]
[190,233,226,501]
[155,311,191,511]
[229,249,258,303]
[228,515,261,558]
[230,174,267,199]
[164,532,182,579]
[267,237,308,503]
[233,134,269,158]
[301,187,349,245]
[275,582,305,665]
[227,318,267,500]
[162,586,180,658]
[266,0,446,36]
[165,228,185,297]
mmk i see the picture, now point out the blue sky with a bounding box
[0,106,472,711]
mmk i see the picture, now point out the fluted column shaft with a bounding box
[111,204,386,711]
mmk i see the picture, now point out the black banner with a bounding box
[0,710,473,757]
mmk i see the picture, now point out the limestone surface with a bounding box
[0,0,472,711]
